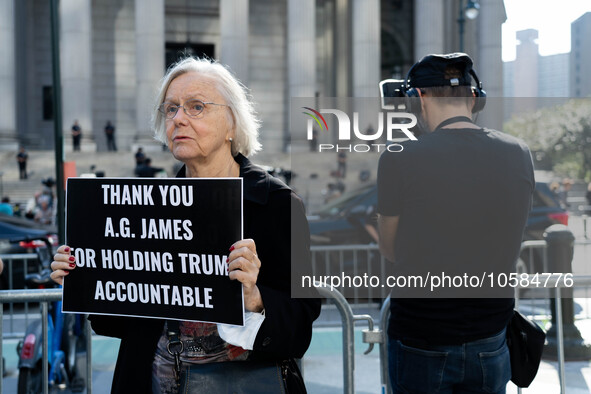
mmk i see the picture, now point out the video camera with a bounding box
[379,79,407,111]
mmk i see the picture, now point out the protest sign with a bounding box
[62,177,244,326]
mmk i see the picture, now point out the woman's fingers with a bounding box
[50,245,75,285]
[227,240,265,313]
[228,257,255,279]
[227,239,261,291]
[228,256,258,285]
[49,269,69,286]
[228,239,260,269]
[229,239,257,255]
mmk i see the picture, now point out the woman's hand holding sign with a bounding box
[228,238,264,313]
[50,245,75,286]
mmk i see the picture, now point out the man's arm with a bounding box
[378,214,399,263]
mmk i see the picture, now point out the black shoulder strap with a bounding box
[166,320,183,387]
[167,319,180,335]
[434,116,474,131]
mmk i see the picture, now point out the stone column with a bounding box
[414,0,444,61]
[0,0,18,151]
[60,0,94,151]
[477,0,505,98]
[135,0,165,144]
[288,0,315,98]
[352,0,380,97]
[220,0,249,83]
[335,0,351,97]
[288,0,316,149]
[476,0,506,131]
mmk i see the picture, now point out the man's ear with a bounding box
[418,88,427,116]
[470,90,477,112]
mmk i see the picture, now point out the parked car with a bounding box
[0,214,58,289]
[308,182,567,273]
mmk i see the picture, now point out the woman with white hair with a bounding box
[51,57,320,393]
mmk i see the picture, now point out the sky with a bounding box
[502,0,591,62]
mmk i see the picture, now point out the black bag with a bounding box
[280,358,307,394]
[506,310,546,387]
[177,359,307,394]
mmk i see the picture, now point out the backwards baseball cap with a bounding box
[407,53,474,88]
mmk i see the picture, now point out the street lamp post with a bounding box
[457,0,480,52]
[50,0,65,244]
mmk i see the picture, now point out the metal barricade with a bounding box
[1,283,377,394]
[0,253,40,339]
[581,213,590,240]
[0,288,93,394]
[314,282,379,394]
[512,274,591,394]
[518,240,547,273]
[310,244,390,303]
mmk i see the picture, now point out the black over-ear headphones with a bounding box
[404,63,487,114]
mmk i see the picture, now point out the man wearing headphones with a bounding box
[377,53,534,393]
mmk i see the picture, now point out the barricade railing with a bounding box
[2,239,585,393]
[0,288,93,394]
[314,282,379,394]
[580,212,590,240]
[519,240,547,272]
[0,253,40,339]
[310,244,389,303]
[0,283,375,394]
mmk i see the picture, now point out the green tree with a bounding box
[504,98,591,181]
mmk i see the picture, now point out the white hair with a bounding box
[151,57,262,157]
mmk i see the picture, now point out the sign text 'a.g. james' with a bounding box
[63,177,244,326]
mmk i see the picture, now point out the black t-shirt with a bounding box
[377,127,534,344]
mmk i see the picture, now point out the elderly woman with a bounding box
[51,57,320,393]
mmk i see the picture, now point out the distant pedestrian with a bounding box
[34,195,53,225]
[309,128,318,152]
[39,178,56,209]
[136,158,164,177]
[134,147,146,174]
[559,178,572,208]
[16,146,28,180]
[104,121,117,151]
[71,120,82,151]
[337,151,347,178]
[586,182,591,215]
[550,181,560,197]
[0,197,13,216]
[13,203,22,217]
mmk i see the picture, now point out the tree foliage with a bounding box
[504,98,591,181]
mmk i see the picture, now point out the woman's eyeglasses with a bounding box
[157,99,228,119]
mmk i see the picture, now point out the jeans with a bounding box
[388,328,510,394]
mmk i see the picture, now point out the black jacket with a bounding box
[89,154,321,393]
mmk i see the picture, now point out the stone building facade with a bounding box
[570,12,591,99]
[0,0,505,154]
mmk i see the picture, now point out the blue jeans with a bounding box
[152,361,285,394]
[388,329,510,394]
